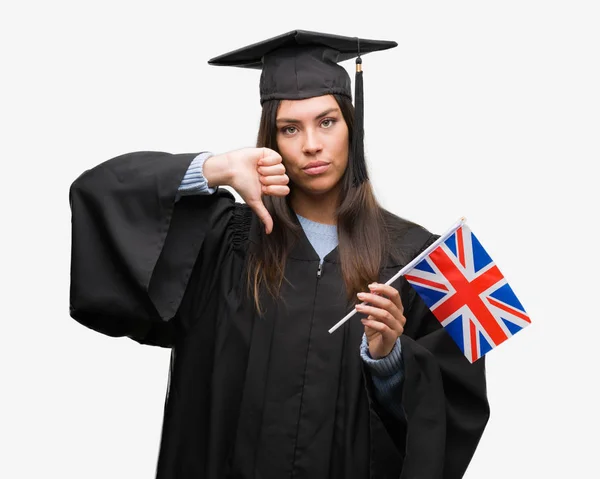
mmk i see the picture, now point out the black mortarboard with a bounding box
[208,30,398,186]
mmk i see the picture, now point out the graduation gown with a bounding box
[69,151,489,479]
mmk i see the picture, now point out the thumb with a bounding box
[249,199,273,235]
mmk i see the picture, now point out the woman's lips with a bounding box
[303,163,330,175]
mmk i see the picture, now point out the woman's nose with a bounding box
[302,130,323,155]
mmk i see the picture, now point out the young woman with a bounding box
[69,31,489,478]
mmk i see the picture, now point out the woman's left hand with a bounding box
[356,283,406,359]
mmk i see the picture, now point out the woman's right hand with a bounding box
[203,147,290,234]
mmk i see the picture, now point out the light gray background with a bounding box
[2,1,598,477]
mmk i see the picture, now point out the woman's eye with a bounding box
[321,119,335,128]
[282,126,297,135]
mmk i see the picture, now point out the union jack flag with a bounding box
[405,224,531,362]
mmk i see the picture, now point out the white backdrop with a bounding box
[2,1,598,477]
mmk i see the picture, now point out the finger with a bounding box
[363,319,383,340]
[355,304,403,333]
[262,185,290,197]
[248,200,273,235]
[360,317,396,339]
[363,321,377,337]
[362,317,404,340]
[257,164,286,176]
[257,153,283,167]
[369,283,404,314]
[357,292,403,323]
[260,174,289,186]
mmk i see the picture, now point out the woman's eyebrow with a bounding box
[276,108,340,124]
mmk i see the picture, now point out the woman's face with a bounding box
[276,94,349,196]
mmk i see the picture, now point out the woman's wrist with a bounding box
[202,152,234,188]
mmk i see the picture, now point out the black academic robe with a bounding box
[69,151,489,479]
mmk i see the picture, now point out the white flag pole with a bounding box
[328,216,468,334]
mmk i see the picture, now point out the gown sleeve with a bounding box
[68,151,237,347]
[374,233,490,479]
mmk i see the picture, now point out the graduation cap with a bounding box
[208,30,398,186]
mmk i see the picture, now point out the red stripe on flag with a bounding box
[405,274,449,292]
[470,320,478,362]
[488,297,531,323]
[428,247,508,345]
[457,227,466,268]
[471,265,504,292]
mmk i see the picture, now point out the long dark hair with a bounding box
[247,94,402,314]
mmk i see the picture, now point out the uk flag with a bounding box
[405,224,531,362]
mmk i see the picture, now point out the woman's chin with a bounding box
[300,181,338,196]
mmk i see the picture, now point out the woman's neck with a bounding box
[290,185,340,225]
